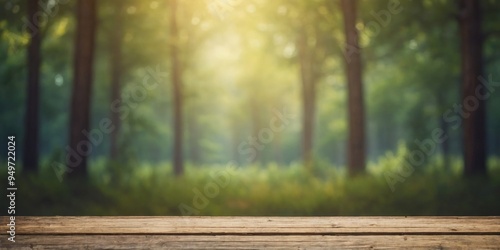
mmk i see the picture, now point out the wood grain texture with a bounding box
[2,216,500,235]
[1,217,499,249]
[2,235,500,249]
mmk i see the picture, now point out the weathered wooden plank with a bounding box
[2,216,499,235]
[1,235,500,249]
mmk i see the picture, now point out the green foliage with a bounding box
[2,0,500,216]
[2,0,500,167]
[2,155,499,216]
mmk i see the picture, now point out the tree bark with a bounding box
[67,0,96,177]
[170,0,184,176]
[341,0,366,176]
[23,0,41,174]
[109,1,124,161]
[297,30,316,170]
[459,0,486,176]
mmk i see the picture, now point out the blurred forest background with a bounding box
[1,0,500,215]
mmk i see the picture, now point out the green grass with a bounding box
[2,154,500,216]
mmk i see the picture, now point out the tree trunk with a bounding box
[67,0,96,177]
[496,134,500,157]
[297,30,316,170]
[23,0,41,174]
[341,0,366,176]
[109,1,124,162]
[459,0,486,176]
[170,0,184,176]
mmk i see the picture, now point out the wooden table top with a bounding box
[1,216,500,249]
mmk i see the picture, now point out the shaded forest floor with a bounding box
[2,156,500,216]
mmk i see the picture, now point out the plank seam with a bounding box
[10,232,500,236]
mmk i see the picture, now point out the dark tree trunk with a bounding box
[67,0,96,177]
[297,30,316,169]
[297,30,316,170]
[170,0,184,176]
[109,1,124,161]
[496,134,500,157]
[459,0,486,176]
[23,0,41,174]
[341,0,366,176]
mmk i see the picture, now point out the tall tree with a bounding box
[459,0,486,176]
[23,0,42,174]
[170,0,184,176]
[291,2,332,170]
[67,0,97,177]
[297,27,317,170]
[109,0,124,161]
[341,0,366,176]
